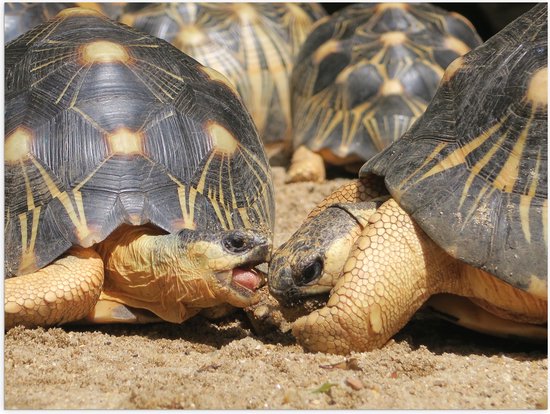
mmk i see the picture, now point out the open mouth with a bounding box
[231,266,265,295]
[216,260,266,300]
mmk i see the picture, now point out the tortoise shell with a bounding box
[291,3,482,166]
[4,3,148,44]
[362,4,547,295]
[5,8,275,277]
[72,2,147,20]
[120,3,327,148]
[4,3,68,43]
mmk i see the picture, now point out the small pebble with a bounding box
[253,305,270,319]
[345,376,364,391]
[282,389,298,404]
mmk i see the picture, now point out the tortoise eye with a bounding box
[223,231,247,253]
[297,257,323,286]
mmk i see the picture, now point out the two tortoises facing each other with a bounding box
[4,8,275,330]
[286,2,482,183]
[269,4,548,354]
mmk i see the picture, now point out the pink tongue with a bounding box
[232,267,262,291]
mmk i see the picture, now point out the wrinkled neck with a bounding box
[95,225,219,317]
[96,225,166,280]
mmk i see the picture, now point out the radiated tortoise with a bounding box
[4,8,275,330]
[269,3,547,354]
[286,2,482,182]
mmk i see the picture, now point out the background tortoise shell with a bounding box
[4,3,68,43]
[120,3,327,148]
[4,3,149,43]
[5,8,274,277]
[291,3,482,166]
[362,3,547,295]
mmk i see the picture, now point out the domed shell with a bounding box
[120,3,327,149]
[362,4,547,296]
[4,3,69,43]
[4,3,149,44]
[73,2,146,20]
[5,8,274,277]
[291,3,482,166]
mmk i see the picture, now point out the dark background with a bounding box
[321,3,537,41]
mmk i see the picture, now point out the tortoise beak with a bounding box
[268,256,301,306]
[215,229,272,306]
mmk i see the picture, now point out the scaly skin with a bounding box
[5,247,104,330]
[5,225,270,329]
[289,198,547,354]
[269,177,389,304]
[291,198,454,353]
[269,199,389,305]
[307,176,388,218]
[94,225,270,324]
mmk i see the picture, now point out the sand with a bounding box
[4,167,548,409]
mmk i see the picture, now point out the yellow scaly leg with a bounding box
[292,198,452,354]
[5,247,104,330]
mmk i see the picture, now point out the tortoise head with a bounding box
[172,227,272,308]
[268,206,363,307]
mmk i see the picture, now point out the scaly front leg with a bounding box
[292,198,456,354]
[5,247,104,330]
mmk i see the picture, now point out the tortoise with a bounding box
[4,8,275,330]
[120,3,327,161]
[269,3,548,354]
[4,3,147,44]
[286,3,482,183]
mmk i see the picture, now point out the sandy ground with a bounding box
[4,167,548,409]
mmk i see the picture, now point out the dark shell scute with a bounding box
[362,4,548,288]
[291,3,482,163]
[5,10,274,276]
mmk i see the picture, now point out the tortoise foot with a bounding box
[286,146,326,183]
